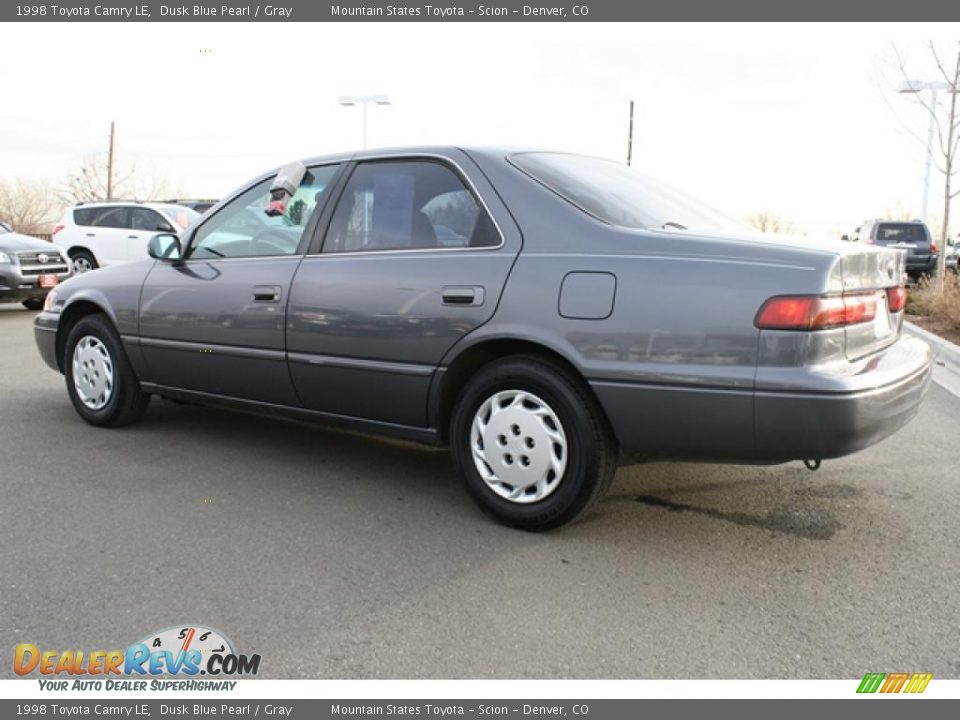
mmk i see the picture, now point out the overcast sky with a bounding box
[1,22,957,238]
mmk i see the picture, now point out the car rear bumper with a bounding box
[592,335,933,464]
[905,255,937,276]
[753,337,933,461]
[34,311,61,372]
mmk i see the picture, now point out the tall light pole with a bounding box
[899,78,953,224]
[338,94,391,149]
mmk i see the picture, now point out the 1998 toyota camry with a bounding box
[34,147,933,530]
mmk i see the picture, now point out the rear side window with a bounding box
[875,224,928,245]
[509,152,744,233]
[73,208,97,226]
[322,160,500,254]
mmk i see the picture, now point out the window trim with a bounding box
[312,154,505,257]
[180,161,346,262]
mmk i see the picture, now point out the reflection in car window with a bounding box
[189,165,339,259]
[158,205,201,230]
[876,224,927,245]
[91,206,132,229]
[131,208,171,232]
[323,160,499,253]
[509,152,746,234]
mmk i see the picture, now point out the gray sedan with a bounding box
[33,147,933,530]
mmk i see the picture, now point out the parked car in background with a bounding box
[52,201,201,274]
[946,236,959,274]
[34,148,932,530]
[160,198,219,214]
[0,224,71,310]
[851,219,938,280]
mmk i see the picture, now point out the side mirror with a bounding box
[840,234,850,242]
[147,233,181,260]
[157,222,176,233]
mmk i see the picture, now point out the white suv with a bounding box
[52,201,201,274]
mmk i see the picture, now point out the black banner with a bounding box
[1,0,958,22]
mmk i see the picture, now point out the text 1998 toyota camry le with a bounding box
[34,147,933,530]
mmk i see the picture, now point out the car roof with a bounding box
[870,218,927,226]
[296,145,546,167]
[71,201,191,210]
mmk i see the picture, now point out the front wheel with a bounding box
[450,356,617,531]
[64,314,150,427]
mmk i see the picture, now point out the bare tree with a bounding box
[0,178,63,236]
[63,156,183,204]
[891,43,960,291]
[745,210,795,235]
[882,201,914,221]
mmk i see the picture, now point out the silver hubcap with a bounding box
[73,256,93,273]
[471,390,568,504]
[72,336,115,410]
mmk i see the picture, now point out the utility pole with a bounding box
[626,100,635,166]
[106,121,115,200]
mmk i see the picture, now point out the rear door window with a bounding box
[90,206,132,229]
[73,208,98,226]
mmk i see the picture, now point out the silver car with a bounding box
[0,224,71,310]
[33,148,933,530]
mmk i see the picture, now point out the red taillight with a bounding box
[886,285,907,313]
[51,224,64,236]
[756,293,879,330]
[930,242,938,254]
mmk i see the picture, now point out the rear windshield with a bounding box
[875,224,928,245]
[508,152,746,234]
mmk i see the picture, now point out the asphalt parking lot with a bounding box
[1,304,959,679]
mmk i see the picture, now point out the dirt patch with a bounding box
[905,274,960,346]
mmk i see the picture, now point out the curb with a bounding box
[904,320,960,376]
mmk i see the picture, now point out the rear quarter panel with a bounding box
[459,149,841,460]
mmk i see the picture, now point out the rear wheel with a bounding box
[70,250,98,274]
[450,356,617,531]
[22,298,44,311]
[64,314,150,427]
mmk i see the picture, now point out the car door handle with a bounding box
[442,286,484,306]
[85,233,95,237]
[252,285,281,302]
[127,235,140,239]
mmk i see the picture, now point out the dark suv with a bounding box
[853,219,938,280]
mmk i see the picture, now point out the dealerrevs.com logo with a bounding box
[14,626,260,691]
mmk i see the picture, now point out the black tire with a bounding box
[63,314,150,427]
[70,250,98,274]
[450,355,617,531]
[22,298,44,311]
